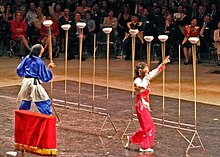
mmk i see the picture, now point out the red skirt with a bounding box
[130,100,155,149]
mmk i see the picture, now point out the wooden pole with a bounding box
[147,41,151,69]
[78,29,83,109]
[92,34,96,113]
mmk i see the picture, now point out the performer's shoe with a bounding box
[56,123,59,127]
[124,136,131,148]
[139,147,154,153]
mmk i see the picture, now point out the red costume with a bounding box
[130,64,165,149]
[10,20,27,41]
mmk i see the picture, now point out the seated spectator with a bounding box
[33,7,46,44]
[103,9,118,39]
[213,21,220,66]
[2,4,14,22]
[19,6,27,20]
[58,7,74,53]
[75,0,91,17]
[51,3,64,22]
[117,4,131,41]
[199,14,213,63]
[26,2,37,39]
[39,15,59,57]
[85,11,95,55]
[174,4,189,34]
[68,12,89,60]
[182,18,200,65]
[123,13,144,60]
[10,11,31,57]
[91,2,100,34]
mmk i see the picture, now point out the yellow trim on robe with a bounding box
[14,143,58,156]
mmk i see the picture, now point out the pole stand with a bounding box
[99,113,117,137]
[177,129,205,154]
[120,115,137,140]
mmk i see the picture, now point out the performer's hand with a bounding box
[162,56,170,65]
[48,62,56,68]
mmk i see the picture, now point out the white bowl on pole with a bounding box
[144,36,154,42]
[129,29,139,36]
[43,20,53,27]
[158,35,168,42]
[189,37,199,44]
[103,27,112,34]
[61,24,71,30]
[76,22,86,29]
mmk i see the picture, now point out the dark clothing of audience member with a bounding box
[123,14,144,60]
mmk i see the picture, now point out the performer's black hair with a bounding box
[29,44,43,58]
[134,62,147,80]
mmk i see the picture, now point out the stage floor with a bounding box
[0,56,220,156]
[0,80,219,156]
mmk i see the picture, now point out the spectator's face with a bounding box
[143,9,149,16]
[166,15,172,22]
[15,13,22,20]
[136,0,141,4]
[131,16,138,22]
[36,7,42,16]
[101,1,107,8]
[138,6,144,15]
[20,8,26,16]
[177,6,183,13]
[6,5,11,11]
[92,4,98,11]
[192,3,197,10]
[30,3,35,11]
[75,13,81,21]
[82,0,87,6]
[191,19,197,26]
[108,10,113,17]
[218,22,220,29]
[15,0,22,5]
[162,8,167,15]
[85,13,91,20]
[211,4,217,11]
[204,16,211,23]
[55,4,61,12]
[39,1,44,8]
[123,6,128,13]
[198,6,205,14]
[63,9,69,16]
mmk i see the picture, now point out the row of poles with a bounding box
[43,19,204,153]
[43,20,117,136]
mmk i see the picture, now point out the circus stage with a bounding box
[0,80,219,157]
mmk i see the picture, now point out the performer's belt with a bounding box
[25,76,40,85]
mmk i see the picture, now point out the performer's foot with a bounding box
[139,147,154,153]
[124,136,131,148]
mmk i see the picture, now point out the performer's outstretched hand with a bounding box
[48,62,56,68]
[162,56,170,65]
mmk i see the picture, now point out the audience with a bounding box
[0,0,219,64]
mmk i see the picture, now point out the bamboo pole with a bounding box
[78,29,83,109]
[92,34,96,113]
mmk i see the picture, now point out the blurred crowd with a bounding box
[0,0,220,64]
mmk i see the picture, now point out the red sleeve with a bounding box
[21,20,27,32]
[183,26,187,36]
[10,20,17,34]
[52,22,59,37]
[159,64,166,71]
[40,25,47,36]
